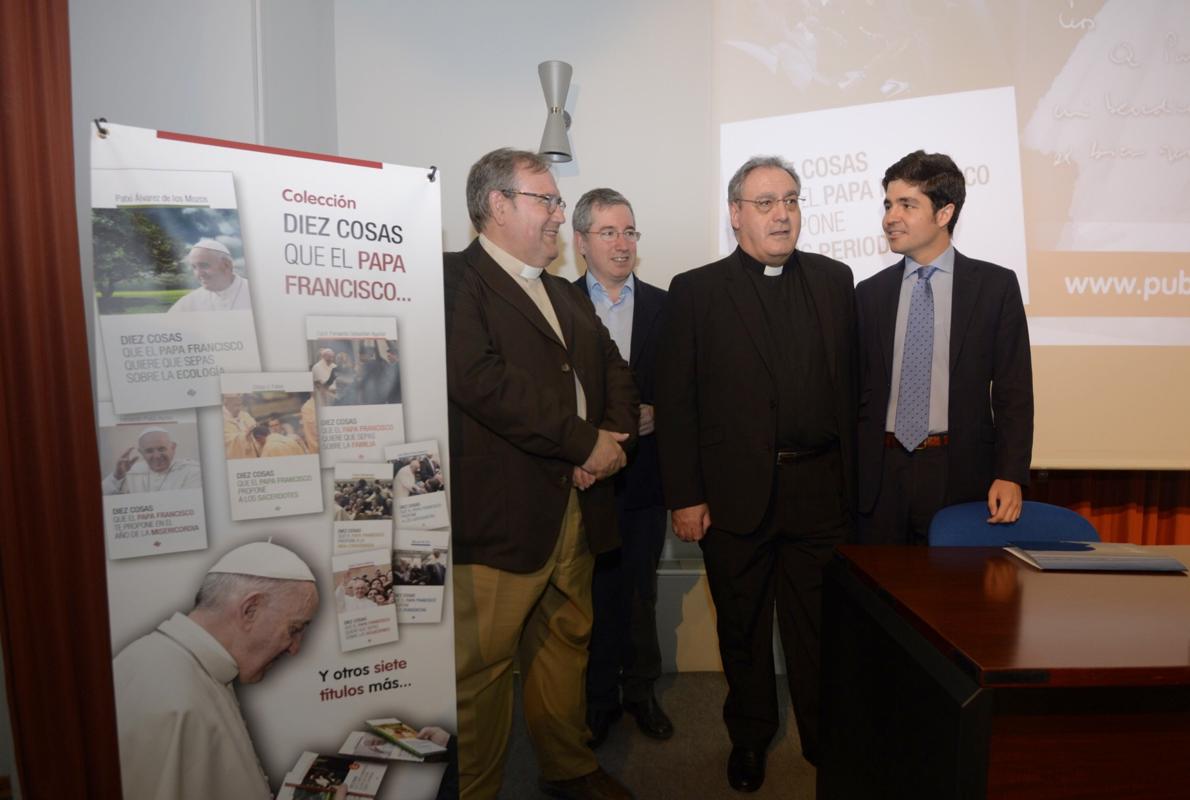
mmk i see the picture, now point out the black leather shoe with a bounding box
[623,693,674,740]
[727,746,766,793]
[541,767,635,799]
[586,705,622,749]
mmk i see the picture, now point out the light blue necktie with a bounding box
[894,266,938,451]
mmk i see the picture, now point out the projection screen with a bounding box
[714,0,1189,468]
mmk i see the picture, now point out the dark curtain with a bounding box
[1030,470,1190,545]
[0,0,122,796]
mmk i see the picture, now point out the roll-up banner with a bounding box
[89,122,455,799]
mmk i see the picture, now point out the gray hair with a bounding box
[727,156,800,203]
[572,188,635,234]
[194,571,299,611]
[466,148,552,231]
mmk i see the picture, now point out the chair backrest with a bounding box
[927,500,1100,546]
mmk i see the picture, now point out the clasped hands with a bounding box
[572,428,629,490]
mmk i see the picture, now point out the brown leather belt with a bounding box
[884,432,949,451]
[776,443,835,464]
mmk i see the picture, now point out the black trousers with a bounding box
[857,443,948,546]
[586,504,668,710]
[699,446,850,764]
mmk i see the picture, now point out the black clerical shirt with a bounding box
[737,247,837,450]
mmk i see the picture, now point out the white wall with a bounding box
[333,0,718,288]
[70,0,260,305]
[69,0,339,344]
[258,0,338,153]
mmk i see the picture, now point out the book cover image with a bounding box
[92,168,262,413]
[221,372,323,521]
[307,317,406,467]
[332,549,399,652]
[97,402,207,559]
[393,528,450,624]
[366,717,449,759]
[338,731,423,763]
[278,751,387,799]
[92,123,458,800]
[384,440,449,531]
[333,463,395,555]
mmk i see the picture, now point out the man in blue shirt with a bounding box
[856,150,1033,544]
[573,188,672,749]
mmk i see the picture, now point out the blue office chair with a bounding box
[928,500,1100,546]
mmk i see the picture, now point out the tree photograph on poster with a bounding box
[92,206,243,314]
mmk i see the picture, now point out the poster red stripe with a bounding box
[157,130,384,169]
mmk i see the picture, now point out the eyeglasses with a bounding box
[584,229,642,242]
[501,189,566,213]
[735,196,804,214]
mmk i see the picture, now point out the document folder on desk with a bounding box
[1004,541,1188,573]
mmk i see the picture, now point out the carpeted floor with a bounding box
[499,671,817,799]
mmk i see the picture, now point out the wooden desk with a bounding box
[819,545,1190,799]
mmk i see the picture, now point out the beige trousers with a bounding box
[453,490,597,799]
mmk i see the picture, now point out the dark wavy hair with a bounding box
[882,150,965,234]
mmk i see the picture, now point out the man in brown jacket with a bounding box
[444,148,638,800]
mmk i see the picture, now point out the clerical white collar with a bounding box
[479,234,545,282]
[763,265,783,277]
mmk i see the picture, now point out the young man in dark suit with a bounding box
[444,148,639,800]
[656,156,858,793]
[571,188,672,748]
[856,150,1033,545]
